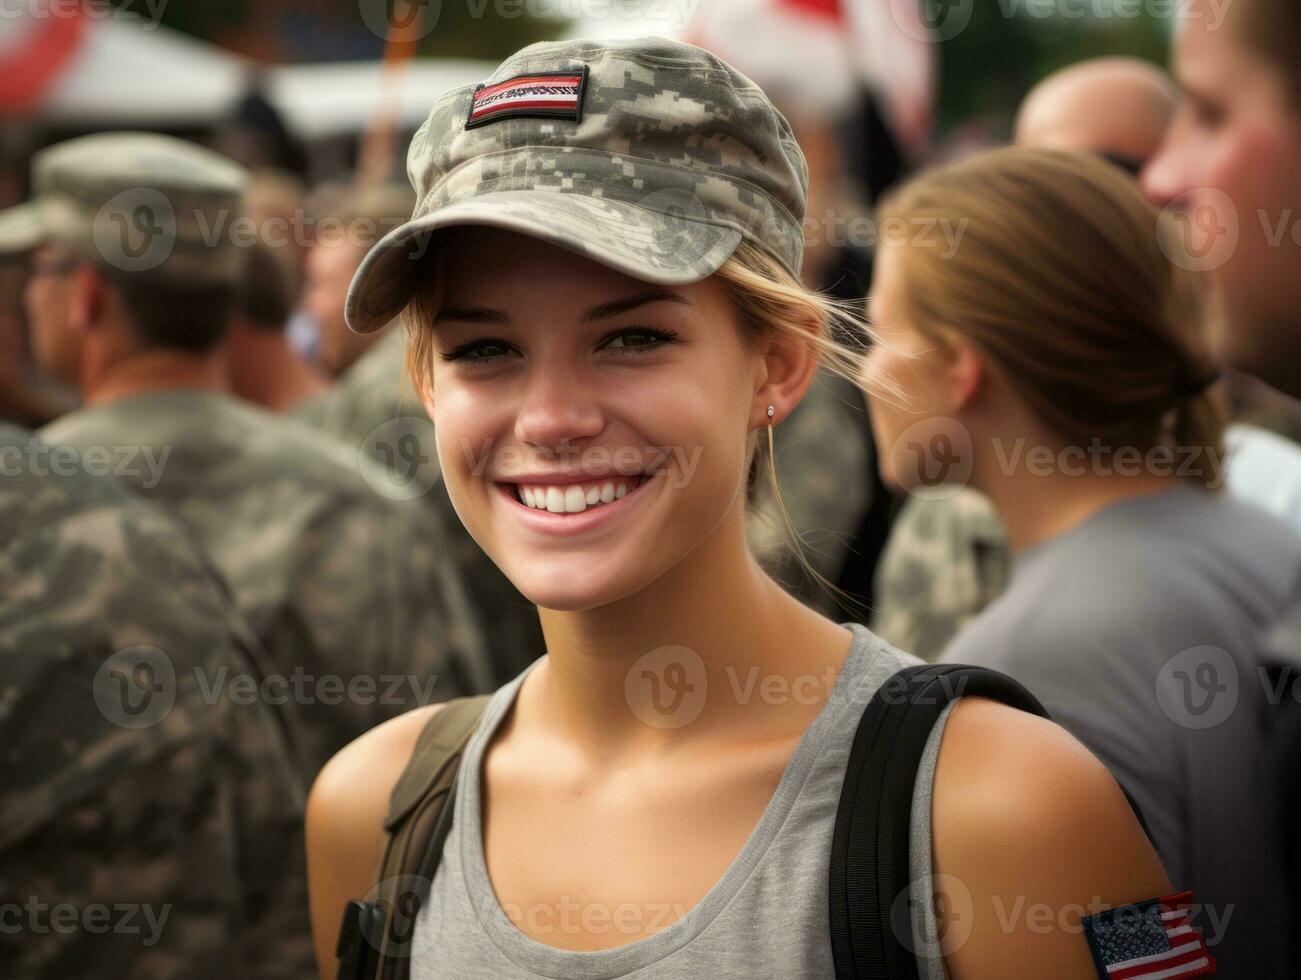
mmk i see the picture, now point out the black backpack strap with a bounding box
[828,663,1153,979]
[336,695,491,980]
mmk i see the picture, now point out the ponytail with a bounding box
[1171,371,1229,490]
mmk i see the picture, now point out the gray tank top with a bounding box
[411,622,955,979]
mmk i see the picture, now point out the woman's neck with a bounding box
[971,452,1181,555]
[528,512,854,761]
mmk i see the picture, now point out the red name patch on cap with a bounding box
[465,67,588,129]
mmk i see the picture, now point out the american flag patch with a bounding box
[1082,891,1216,979]
[465,67,588,129]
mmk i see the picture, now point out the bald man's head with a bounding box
[1015,57,1177,168]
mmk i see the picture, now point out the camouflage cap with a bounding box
[0,132,248,285]
[346,36,809,333]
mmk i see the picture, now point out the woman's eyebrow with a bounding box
[433,290,692,327]
[432,305,509,326]
[582,290,692,322]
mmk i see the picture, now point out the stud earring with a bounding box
[766,405,775,421]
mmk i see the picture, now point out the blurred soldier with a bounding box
[870,488,1009,662]
[2,132,491,779]
[0,258,74,426]
[226,241,329,411]
[244,168,311,288]
[299,182,413,379]
[0,426,313,979]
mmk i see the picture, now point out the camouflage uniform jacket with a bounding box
[42,389,491,779]
[0,424,314,979]
[871,488,1011,662]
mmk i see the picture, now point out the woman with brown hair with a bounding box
[865,146,1298,977]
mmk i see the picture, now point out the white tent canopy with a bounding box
[35,18,491,138]
[265,60,492,139]
[41,18,249,127]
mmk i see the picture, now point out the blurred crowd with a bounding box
[1,0,1299,978]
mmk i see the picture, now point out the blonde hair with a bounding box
[876,147,1227,489]
[403,234,876,617]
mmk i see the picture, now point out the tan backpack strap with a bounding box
[336,695,491,980]
[384,695,493,832]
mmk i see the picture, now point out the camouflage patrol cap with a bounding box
[345,36,809,334]
[0,132,248,285]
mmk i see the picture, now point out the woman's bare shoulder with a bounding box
[305,703,445,978]
[311,702,446,814]
[930,697,1172,980]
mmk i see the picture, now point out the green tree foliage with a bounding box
[937,1,1170,135]
[122,0,566,62]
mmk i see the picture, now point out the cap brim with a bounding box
[0,201,48,256]
[345,190,745,334]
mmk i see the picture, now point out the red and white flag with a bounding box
[685,0,937,160]
[1082,891,1216,979]
[0,0,89,115]
[467,70,587,129]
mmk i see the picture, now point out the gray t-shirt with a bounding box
[411,622,954,978]
[942,484,1301,978]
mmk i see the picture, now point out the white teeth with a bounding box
[515,476,644,515]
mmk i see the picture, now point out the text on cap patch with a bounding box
[465,67,589,130]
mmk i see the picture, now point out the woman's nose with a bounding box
[513,367,605,453]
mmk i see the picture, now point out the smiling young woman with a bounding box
[305,37,1180,980]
